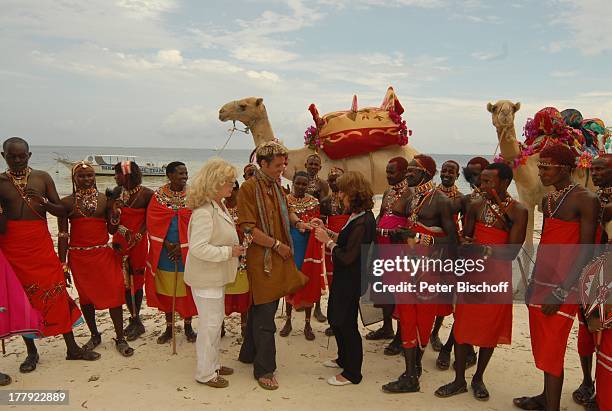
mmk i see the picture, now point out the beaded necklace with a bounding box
[330,192,343,215]
[382,179,409,215]
[155,184,186,210]
[306,176,321,197]
[6,167,31,192]
[408,180,436,224]
[75,188,99,217]
[287,193,319,217]
[437,183,460,199]
[480,195,513,227]
[597,187,612,224]
[545,183,577,217]
[121,185,142,207]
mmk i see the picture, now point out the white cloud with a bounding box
[156,49,183,65]
[549,70,577,78]
[549,0,612,55]
[471,43,508,61]
[115,0,177,19]
[246,70,280,82]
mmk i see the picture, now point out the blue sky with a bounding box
[1,0,611,154]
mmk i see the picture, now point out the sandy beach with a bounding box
[1,212,586,411]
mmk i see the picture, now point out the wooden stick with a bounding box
[2,339,5,355]
[171,262,179,355]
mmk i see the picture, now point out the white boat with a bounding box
[55,154,167,177]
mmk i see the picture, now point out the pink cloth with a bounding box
[0,249,43,339]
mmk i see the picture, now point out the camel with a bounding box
[218,97,419,194]
[487,100,595,260]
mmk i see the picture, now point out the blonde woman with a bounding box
[184,158,243,388]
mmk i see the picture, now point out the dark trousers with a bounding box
[238,299,279,379]
[331,297,363,384]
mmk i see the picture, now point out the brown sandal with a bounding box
[217,366,234,376]
[199,375,229,388]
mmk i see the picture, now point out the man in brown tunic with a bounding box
[237,141,309,390]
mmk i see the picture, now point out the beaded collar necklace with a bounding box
[155,184,186,210]
[545,183,577,217]
[437,183,460,199]
[75,188,98,217]
[382,178,409,215]
[408,180,436,223]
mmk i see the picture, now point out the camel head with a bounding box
[487,100,520,131]
[218,97,266,125]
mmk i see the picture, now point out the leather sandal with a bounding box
[471,379,490,401]
[279,321,292,337]
[156,328,172,344]
[66,349,101,361]
[82,333,102,351]
[19,353,39,373]
[572,381,595,405]
[436,349,451,370]
[199,375,229,388]
[114,338,134,357]
[185,326,197,343]
[0,372,12,386]
[434,381,468,398]
[257,373,278,390]
[366,327,394,340]
[217,366,234,376]
[304,322,315,341]
[512,395,545,410]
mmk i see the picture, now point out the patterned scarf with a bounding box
[254,169,293,274]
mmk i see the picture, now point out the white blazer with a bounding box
[184,201,239,289]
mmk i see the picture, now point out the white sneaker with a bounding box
[323,359,341,368]
[327,375,352,386]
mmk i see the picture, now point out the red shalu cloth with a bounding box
[145,195,197,318]
[287,203,323,308]
[454,223,513,348]
[396,224,443,349]
[577,225,604,357]
[68,218,125,310]
[323,214,351,289]
[0,248,43,339]
[528,217,581,377]
[113,207,148,291]
[597,329,612,411]
[0,220,81,337]
[225,205,250,316]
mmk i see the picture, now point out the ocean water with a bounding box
[25,145,516,198]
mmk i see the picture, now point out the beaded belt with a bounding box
[69,243,111,251]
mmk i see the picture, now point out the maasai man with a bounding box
[0,242,43,385]
[0,137,100,373]
[58,162,133,356]
[237,141,309,391]
[584,153,612,411]
[280,171,323,341]
[145,162,197,344]
[367,157,409,357]
[514,144,599,411]
[243,164,257,181]
[320,167,350,337]
[435,162,527,400]
[224,181,250,337]
[304,153,330,323]
[463,157,490,195]
[382,154,459,394]
[429,159,464,352]
[111,161,154,341]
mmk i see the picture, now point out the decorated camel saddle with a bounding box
[306,87,411,160]
[510,106,611,168]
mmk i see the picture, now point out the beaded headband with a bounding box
[328,167,344,178]
[71,161,93,175]
[537,161,569,168]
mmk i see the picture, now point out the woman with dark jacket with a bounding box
[314,171,376,386]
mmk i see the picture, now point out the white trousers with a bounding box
[192,286,225,383]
